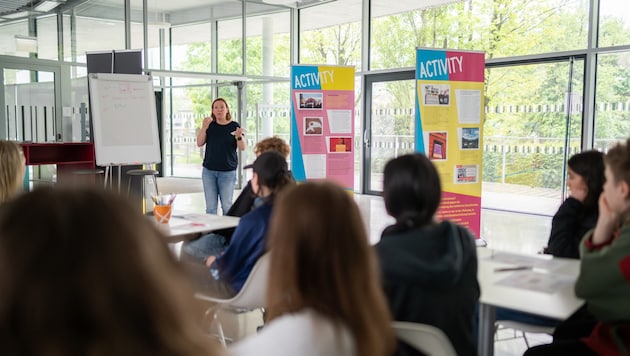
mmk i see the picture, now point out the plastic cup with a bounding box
[154,205,172,224]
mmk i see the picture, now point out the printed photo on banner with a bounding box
[327,137,353,153]
[297,92,323,110]
[421,84,451,106]
[304,117,323,135]
[459,127,480,150]
[426,131,447,160]
[455,164,479,184]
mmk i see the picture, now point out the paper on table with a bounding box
[486,251,566,270]
[495,270,576,294]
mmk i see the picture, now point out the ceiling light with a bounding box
[34,1,61,12]
[15,35,37,53]
[2,11,31,19]
[262,0,297,5]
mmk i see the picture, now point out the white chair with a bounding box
[195,253,269,347]
[391,321,457,356]
[494,320,555,347]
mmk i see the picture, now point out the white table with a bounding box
[156,213,240,243]
[477,248,584,356]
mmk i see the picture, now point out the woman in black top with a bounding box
[546,150,604,258]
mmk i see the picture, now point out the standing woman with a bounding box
[0,140,26,204]
[197,98,246,214]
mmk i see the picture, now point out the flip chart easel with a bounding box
[88,73,161,191]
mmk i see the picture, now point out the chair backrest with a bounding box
[391,321,457,356]
[195,253,270,311]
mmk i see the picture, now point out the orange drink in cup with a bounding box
[154,205,172,224]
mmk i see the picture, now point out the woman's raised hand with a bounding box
[201,116,213,130]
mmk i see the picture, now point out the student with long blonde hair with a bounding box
[229,182,395,356]
[0,140,25,204]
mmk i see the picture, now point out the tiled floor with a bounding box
[160,178,558,355]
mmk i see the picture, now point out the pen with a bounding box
[494,266,532,272]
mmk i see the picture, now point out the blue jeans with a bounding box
[182,233,227,262]
[201,168,236,214]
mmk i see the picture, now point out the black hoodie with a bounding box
[375,221,480,356]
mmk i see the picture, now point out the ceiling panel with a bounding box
[0,0,32,15]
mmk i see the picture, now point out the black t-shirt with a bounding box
[202,120,240,171]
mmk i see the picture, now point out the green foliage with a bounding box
[300,22,362,67]
[176,0,630,187]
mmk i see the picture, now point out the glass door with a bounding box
[1,62,61,187]
[363,71,415,194]
[482,58,584,215]
[2,67,57,142]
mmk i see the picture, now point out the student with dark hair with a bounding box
[496,151,605,331]
[182,136,290,261]
[195,151,294,298]
[375,153,479,356]
[0,188,218,356]
[546,150,605,258]
[229,182,395,356]
[525,138,630,356]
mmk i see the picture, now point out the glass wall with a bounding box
[599,0,630,47]
[594,51,630,149]
[245,11,291,77]
[0,0,628,200]
[370,0,589,70]
[61,0,126,63]
[483,59,584,214]
[218,18,243,74]
[0,21,29,58]
[170,23,212,72]
[299,1,362,70]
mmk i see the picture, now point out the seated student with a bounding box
[0,188,218,356]
[546,150,605,258]
[525,138,630,356]
[194,151,294,298]
[0,140,26,204]
[495,150,605,330]
[229,182,395,356]
[182,136,290,261]
[374,153,479,356]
